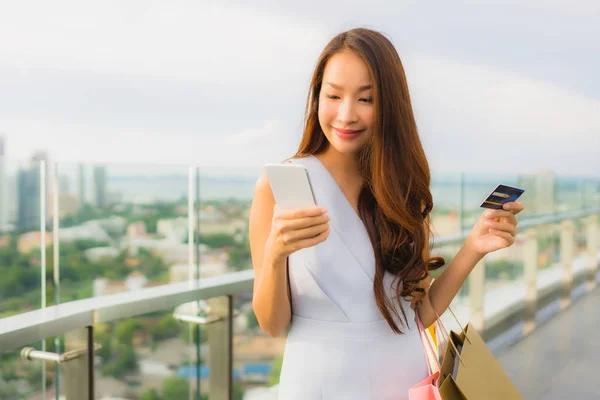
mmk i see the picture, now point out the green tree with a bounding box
[246,309,259,330]
[228,245,251,271]
[181,324,208,345]
[162,376,189,399]
[187,233,238,249]
[268,354,284,386]
[101,345,138,379]
[234,380,245,400]
[139,389,162,400]
[115,319,143,345]
[151,314,181,341]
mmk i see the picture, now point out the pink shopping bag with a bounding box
[409,371,442,400]
[408,310,442,400]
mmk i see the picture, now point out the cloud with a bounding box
[0,117,295,170]
[0,2,598,177]
[0,1,327,88]
[405,56,600,175]
[408,56,600,141]
[225,120,279,145]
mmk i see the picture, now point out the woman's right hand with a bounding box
[266,205,331,262]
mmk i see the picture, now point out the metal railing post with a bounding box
[523,228,539,335]
[469,258,486,332]
[208,295,233,400]
[560,220,575,309]
[586,215,598,290]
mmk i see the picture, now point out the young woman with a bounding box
[249,28,523,399]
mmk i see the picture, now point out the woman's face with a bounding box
[318,50,375,155]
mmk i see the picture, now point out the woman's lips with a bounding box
[333,127,365,139]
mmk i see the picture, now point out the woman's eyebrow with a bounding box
[325,82,372,92]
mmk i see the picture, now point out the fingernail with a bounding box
[503,203,510,210]
[320,207,328,213]
[485,220,492,226]
[485,211,494,218]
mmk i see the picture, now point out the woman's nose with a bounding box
[337,99,358,125]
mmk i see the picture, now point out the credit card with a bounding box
[480,184,525,210]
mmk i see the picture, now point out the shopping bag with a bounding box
[409,310,442,400]
[435,309,522,400]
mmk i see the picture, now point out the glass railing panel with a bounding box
[94,310,199,400]
[197,166,258,277]
[534,224,562,297]
[0,341,50,399]
[430,173,463,235]
[0,159,45,319]
[232,291,285,399]
[482,236,525,318]
[555,176,585,213]
[51,162,192,303]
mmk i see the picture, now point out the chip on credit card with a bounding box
[480,184,525,209]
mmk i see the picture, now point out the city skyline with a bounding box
[0,2,599,178]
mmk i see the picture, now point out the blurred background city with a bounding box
[0,1,599,399]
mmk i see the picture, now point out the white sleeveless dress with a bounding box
[277,155,428,400]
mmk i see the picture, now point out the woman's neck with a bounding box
[317,147,363,186]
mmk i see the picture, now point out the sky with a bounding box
[0,0,599,177]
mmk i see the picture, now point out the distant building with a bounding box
[58,220,112,243]
[84,246,120,262]
[93,271,159,297]
[18,231,53,254]
[0,234,10,248]
[57,193,79,218]
[127,221,148,238]
[93,165,108,208]
[169,251,229,282]
[0,134,6,232]
[78,163,86,208]
[17,165,41,231]
[57,174,70,193]
[157,217,188,241]
[199,218,247,237]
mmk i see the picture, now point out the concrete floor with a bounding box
[498,288,600,399]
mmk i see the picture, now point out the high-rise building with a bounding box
[78,163,86,208]
[93,165,107,208]
[0,134,6,232]
[17,164,41,231]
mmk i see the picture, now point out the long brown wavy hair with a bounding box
[292,28,445,334]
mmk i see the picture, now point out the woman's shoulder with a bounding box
[283,154,313,165]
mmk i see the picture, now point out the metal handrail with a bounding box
[0,270,253,352]
[435,207,600,246]
[0,207,598,353]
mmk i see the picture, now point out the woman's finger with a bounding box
[502,201,525,214]
[283,214,330,231]
[292,226,331,251]
[489,229,516,245]
[282,222,330,244]
[485,221,516,236]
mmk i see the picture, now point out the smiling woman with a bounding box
[248,27,525,400]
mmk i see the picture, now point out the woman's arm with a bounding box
[416,202,524,328]
[249,173,331,337]
[249,173,293,337]
[416,240,484,328]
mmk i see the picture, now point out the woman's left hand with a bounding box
[466,201,525,256]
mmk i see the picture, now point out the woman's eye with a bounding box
[360,97,374,103]
[327,95,340,100]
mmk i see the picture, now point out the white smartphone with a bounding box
[264,163,318,210]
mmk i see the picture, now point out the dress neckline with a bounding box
[307,154,363,222]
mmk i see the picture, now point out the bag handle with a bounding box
[423,291,466,368]
[428,279,472,345]
[415,308,441,376]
